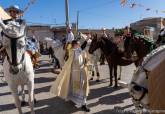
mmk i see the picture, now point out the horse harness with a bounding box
[131,67,149,103]
[1,19,26,74]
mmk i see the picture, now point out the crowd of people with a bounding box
[0,5,165,113]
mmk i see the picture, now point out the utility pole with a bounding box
[76,10,79,35]
[65,0,70,29]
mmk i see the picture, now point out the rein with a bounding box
[2,33,26,67]
[131,81,148,102]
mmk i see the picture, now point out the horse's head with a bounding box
[4,36,26,74]
[89,34,101,54]
[124,36,136,58]
[76,32,88,44]
[129,68,149,108]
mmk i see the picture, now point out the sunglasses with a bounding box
[9,10,18,13]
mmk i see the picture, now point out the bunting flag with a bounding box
[23,0,37,13]
[120,0,127,6]
[162,11,165,13]
[0,6,11,20]
[146,8,151,11]
[119,0,165,14]
[130,3,136,8]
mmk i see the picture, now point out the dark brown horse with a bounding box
[124,35,156,66]
[89,34,135,87]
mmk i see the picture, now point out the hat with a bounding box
[115,29,124,36]
[101,27,106,31]
[5,5,23,14]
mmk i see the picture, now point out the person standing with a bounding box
[157,20,165,46]
[50,40,90,112]
[0,5,26,63]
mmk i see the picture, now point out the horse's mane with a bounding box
[100,36,118,55]
[101,36,117,47]
[142,45,165,67]
[134,35,156,51]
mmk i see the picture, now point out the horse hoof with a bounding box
[92,71,95,76]
[109,83,113,87]
[97,72,100,76]
[114,85,118,88]
[34,99,37,104]
[96,79,100,82]
[90,78,93,81]
[21,101,27,106]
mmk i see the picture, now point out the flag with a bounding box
[130,3,136,8]
[0,6,11,20]
[156,10,158,14]
[146,8,151,11]
[120,0,127,6]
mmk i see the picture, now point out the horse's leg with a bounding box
[33,91,37,104]
[90,69,94,81]
[114,65,118,88]
[108,62,113,86]
[118,66,122,80]
[94,60,100,82]
[90,59,95,81]
[10,86,23,114]
[20,85,26,106]
[27,82,35,114]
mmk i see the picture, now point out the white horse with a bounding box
[77,32,101,80]
[51,39,65,68]
[129,45,165,112]
[0,20,35,114]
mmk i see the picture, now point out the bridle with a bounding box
[2,31,26,74]
[130,67,150,106]
[131,81,148,102]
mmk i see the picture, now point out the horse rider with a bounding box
[0,5,25,61]
[123,26,132,51]
[100,27,107,65]
[157,20,165,46]
[114,29,124,50]
[101,27,108,38]
[64,26,75,60]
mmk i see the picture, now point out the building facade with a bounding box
[130,17,165,41]
[27,25,114,41]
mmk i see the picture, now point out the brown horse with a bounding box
[89,34,135,87]
[124,35,156,66]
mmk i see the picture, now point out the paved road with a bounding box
[0,55,137,114]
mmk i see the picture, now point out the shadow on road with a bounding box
[89,91,130,107]
[0,103,15,112]
[0,91,11,97]
[93,108,135,114]
[0,82,8,87]
[89,78,110,86]
[25,97,78,114]
[35,77,55,84]
[88,86,123,100]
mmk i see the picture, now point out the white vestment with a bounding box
[66,32,74,43]
[68,48,86,107]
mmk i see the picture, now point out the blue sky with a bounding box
[0,0,165,29]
